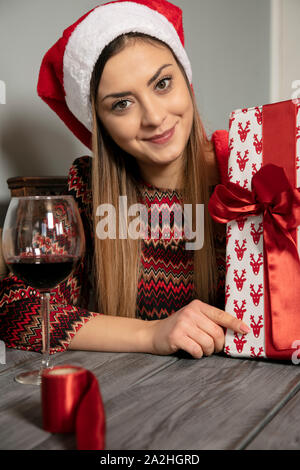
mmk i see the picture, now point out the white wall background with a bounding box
[0,0,297,226]
[270,0,300,103]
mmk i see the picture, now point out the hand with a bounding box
[149,299,250,359]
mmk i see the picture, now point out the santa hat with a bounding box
[37,0,192,149]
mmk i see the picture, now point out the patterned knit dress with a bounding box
[0,130,229,354]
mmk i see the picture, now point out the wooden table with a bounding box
[1,347,300,450]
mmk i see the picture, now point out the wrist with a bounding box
[137,319,159,354]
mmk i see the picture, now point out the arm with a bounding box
[0,157,96,354]
[206,129,230,310]
[68,299,250,359]
[69,143,247,358]
[68,314,156,353]
[0,272,98,353]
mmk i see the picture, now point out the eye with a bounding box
[112,99,131,112]
[155,76,172,91]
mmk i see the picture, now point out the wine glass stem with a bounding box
[40,292,51,373]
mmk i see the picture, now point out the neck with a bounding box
[138,156,185,191]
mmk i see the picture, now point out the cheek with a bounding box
[169,88,193,121]
[171,90,193,149]
[185,101,194,132]
[103,115,139,146]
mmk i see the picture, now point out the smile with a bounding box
[145,124,176,145]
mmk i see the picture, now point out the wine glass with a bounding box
[2,196,85,385]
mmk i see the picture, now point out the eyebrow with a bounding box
[100,63,173,102]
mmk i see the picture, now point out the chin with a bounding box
[162,142,186,161]
[148,148,184,165]
[128,137,186,166]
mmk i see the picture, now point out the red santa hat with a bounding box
[37,0,192,149]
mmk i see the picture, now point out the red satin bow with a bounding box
[208,164,300,351]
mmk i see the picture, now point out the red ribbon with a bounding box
[41,365,106,450]
[208,163,300,352]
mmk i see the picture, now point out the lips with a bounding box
[145,124,176,144]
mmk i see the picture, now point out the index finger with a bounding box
[195,300,251,335]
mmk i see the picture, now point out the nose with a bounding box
[140,96,167,128]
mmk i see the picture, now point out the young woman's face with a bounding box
[96,40,194,177]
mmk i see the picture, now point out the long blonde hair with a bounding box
[89,33,218,317]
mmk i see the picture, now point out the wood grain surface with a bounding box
[0,348,299,450]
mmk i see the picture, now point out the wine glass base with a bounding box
[15,370,41,385]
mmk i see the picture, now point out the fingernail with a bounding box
[240,324,251,334]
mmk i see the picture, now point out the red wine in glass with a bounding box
[6,255,80,291]
[2,196,85,385]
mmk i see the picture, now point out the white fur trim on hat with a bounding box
[63,1,192,132]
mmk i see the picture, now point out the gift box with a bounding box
[209,99,300,360]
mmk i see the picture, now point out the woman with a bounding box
[0,0,250,359]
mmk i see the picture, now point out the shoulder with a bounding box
[68,155,92,178]
[211,129,229,160]
[205,130,229,186]
[67,155,92,210]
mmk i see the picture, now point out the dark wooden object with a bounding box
[7,176,68,197]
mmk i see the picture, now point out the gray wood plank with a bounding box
[0,348,176,450]
[98,355,300,450]
[246,383,300,449]
[1,348,300,450]
[34,353,300,450]
[0,347,40,373]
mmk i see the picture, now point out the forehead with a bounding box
[97,40,177,95]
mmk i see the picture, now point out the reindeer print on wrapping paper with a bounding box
[226,255,231,274]
[234,239,247,261]
[252,163,258,175]
[250,253,263,275]
[235,179,248,189]
[223,105,270,359]
[229,113,235,130]
[226,225,232,246]
[250,222,263,245]
[233,299,247,320]
[250,284,263,306]
[253,134,262,154]
[238,121,251,142]
[233,269,247,291]
[233,333,247,353]
[250,346,264,358]
[250,315,264,338]
[254,107,262,125]
[237,217,247,231]
[225,285,230,303]
[236,150,249,171]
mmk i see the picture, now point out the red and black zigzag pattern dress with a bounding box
[0,130,229,354]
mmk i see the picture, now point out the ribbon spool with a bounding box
[41,365,106,450]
